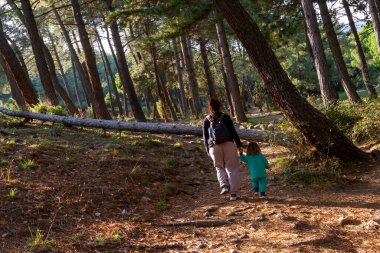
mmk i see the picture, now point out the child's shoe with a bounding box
[259,192,266,199]
[220,186,229,195]
[253,187,259,195]
[230,194,237,201]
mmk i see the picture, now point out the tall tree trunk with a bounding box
[172,38,188,114]
[369,0,380,59]
[49,33,75,103]
[199,38,218,99]
[216,20,247,122]
[0,21,38,105]
[0,55,26,107]
[301,0,339,105]
[214,0,368,161]
[94,26,124,116]
[179,35,202,118]
[52,7,93,109]
[148,88,161,120]
[42,45,79,115]
[19,0,59,105]
[5,34,30,82]
[71,57,84,112]
[105,0,146,122]
[70,0,111,119]
[342,0,377,98]
[96,37,115,116]
[317,0,361,103]
[122,92,129,118]
[150,45,170,122]
[215,42,235,116]
[241,75,248,112]
[144,92,151,117]
[302,8,316,69]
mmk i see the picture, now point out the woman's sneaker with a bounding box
[220,186,229,195]
[230,194,237,201]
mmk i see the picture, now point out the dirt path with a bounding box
[0,124,379,252]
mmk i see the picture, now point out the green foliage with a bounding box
[28,228,54,250]
[0,159,8,167]
[50,105,67,116]
[321,101,361,134]
[164,157,177,174]
[19,159,36,169]
[157,198,167,209]
[7,188,16,201]
[31,103,48,114]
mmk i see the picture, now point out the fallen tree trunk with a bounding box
[0,106,284,143]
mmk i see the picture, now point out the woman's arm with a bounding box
[203,118,210,155]
[224,114,242,148]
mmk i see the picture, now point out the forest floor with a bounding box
[0,121,379,253]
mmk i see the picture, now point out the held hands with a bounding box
[238,147,244,155]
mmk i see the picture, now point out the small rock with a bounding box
[255,214,266,222]
[298,184,304,188]
[205,206,219,213]
[141,196,151,202]
[2,233,7,238]
[239,233,249,239]
[204,211,212,217]
[230,238,241,244]
[260,124,266,130]
[197,243,207,249]
[362,220,380,229]
[230,249,238,253]
[267,123,276,131]
[95,212,101,217]
[227,211,244,217]
[210,244,221,249]
[254,124,261,129]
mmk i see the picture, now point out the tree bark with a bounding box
[369,0,380,59]
[216,41,234,116]
[71,57,84,112]
[96,36,115,116]
[214,0,368,161]
[0,106,279,144]
[5,34,30,83]
[302,8,315,69]
[49,33,75,103]
[19,0,59,105]
[52,7,94,109]
[71,0,111,119]
[317,0,361,103]
[95,26,124,116]
[172,38,188,114]
[0,55,26,107]
[42,45,79,115]
[105,0,146,122]
[180,35,202,118]
[148,88,161,120]
[343,0,377,98]
[216,20,247,122]
[301,0,339,105]
[0,21,38,105]
[199,38,218,99]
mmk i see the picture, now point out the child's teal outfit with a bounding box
[240,153,269,195]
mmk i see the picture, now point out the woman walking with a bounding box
[203,98,243,201]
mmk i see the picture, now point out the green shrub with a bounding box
[31,103,48,114]
[50,105,67,116]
